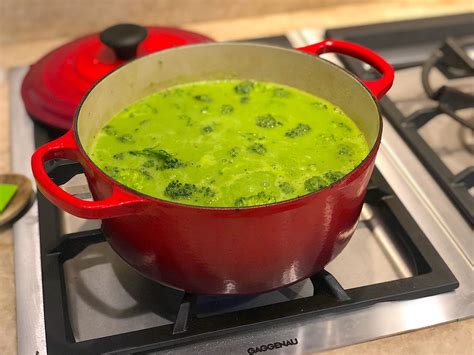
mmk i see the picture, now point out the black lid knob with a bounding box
[100,24,148,60]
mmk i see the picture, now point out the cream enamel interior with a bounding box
[76,43,380,155]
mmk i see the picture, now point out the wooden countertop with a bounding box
[0,1,472,354]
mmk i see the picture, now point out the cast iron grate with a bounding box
[326,13,474,225]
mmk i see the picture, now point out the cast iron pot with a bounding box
[31,40,394,295]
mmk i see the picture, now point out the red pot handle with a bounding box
[31,130,149,219]
[298,39,394,100]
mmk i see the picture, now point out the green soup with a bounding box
[89,80,369,207]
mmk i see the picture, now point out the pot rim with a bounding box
[73,42,383,211]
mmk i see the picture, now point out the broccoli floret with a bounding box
[103,125,118,136]
[194,95,213,103]
[240,96,250,104]
[256,114,281,128]
[117,133,134,143]
[138,167,153,180]
[221,104,234,114]
[304,176,327,192]
[164,181,215,200]
[279,182,294,194]
[199,186,215,198]
[324,171,345,184]
[229,147,239,158]
[248,143,267,155]
[335,121,352,131]
[179,114,193,126]
[337,144,353,156]
[164,180,197,200]
[312,102,328,110]
[129,148,186,170]
[142,159,155,168]
[103,165,122,178]
[112,152,125,160]
[285,124,311,138]
[201,126,213,134]
[234,80,254,95]
[242,132,265,141]
[234,191,276,207]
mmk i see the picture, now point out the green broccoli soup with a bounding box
[89,80,369,207]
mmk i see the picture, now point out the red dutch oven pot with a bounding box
[31,40,394,295]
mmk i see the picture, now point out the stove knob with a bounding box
[100,24,148,60]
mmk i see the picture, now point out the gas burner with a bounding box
[427,36,474,82]
[421,36,474,130]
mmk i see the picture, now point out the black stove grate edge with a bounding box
[324,13,473,70]
[326,13,474,225]
[38,162,458,355]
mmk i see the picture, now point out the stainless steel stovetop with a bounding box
[10,26,473,354]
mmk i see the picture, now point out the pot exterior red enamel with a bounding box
[31,40,393,295]
[101,157,376,294]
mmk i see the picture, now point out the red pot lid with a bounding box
[21,24,213,130]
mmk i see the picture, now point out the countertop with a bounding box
[0,1,472,354]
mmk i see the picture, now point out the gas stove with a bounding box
[11,13,473,355]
